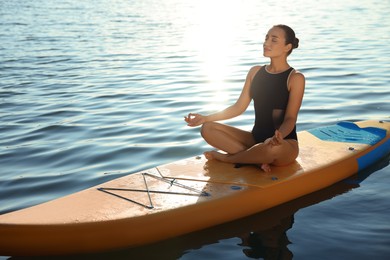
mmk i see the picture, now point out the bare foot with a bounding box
[203,151,214,160]
[203,150,228,162]
[260,163,271,172]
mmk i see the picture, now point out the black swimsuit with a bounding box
[250,66,298,143]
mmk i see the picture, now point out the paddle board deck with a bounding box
[0,120,389,256]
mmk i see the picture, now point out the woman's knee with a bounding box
[272,141,299,166]
[200,121,218,139]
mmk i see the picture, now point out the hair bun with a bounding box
[293,38,299,49]
[273,24,298,55]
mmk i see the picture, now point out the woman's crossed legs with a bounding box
[200,122,298,172]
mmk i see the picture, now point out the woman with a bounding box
[185,25,305,172]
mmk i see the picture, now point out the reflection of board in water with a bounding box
[0,120,389,256]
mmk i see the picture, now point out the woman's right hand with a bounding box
[184,113,206,127]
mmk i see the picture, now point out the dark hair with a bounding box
[274,24,299,55]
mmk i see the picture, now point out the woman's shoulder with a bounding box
[288,69,305,91]
[247,65,264,79]
[290,68,305,82]
[249,65,264,72]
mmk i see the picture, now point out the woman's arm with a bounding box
[278,71,305,138]
[185,66,260,127]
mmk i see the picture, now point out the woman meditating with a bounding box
[185,25,305,172]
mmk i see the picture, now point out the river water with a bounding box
[1,0,389,259]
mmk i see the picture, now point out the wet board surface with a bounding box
[0,120,389,256]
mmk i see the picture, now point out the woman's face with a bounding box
[263,27,291,58]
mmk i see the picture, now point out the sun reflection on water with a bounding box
[182,1,254,110]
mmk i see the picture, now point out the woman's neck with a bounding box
[267,58,290,73]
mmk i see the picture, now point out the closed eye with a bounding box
[265,34,279,42]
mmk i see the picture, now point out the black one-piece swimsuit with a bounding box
[250,66,298,143]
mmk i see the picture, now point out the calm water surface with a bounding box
[1,0,389,259]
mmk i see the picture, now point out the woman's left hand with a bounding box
[265,130,284,146]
